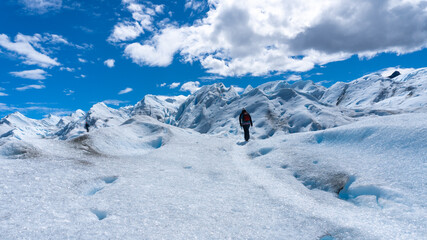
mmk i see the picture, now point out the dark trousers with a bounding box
[243,125,250,141]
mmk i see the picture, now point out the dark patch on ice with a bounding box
[265,165,271,168]
[121,118,135,125]
[87,187,104,196]
[183,166,192,169]
[336,84,348,106]
[248,147,274,158]
[76,159,93,166]
[280,164,288,169]
[91,209,107,220]
[387,70,400,79]
[313,160,319,164]
[294,171,349,194]
[70,135,102,155]
[102,176,118,184]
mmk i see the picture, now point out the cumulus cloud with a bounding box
[0,33,60,68]
[10,69,49,80]
[169,82,181,89]
[108,0,165,43]
[123,0,427,76]
[104,59,115,68]
[180,81,200,93]
[78,58,87,63]
[16,84,46,91]
[118,87,133,95]
[20,0,62,14]
[124,27,186,66]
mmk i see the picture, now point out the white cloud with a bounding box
[118,87,133,95]
[108,1,165,43]
[160,83,167,87]
[169,82,181,89]
[286,74,302,82]
[75,74,86,78]
[0,87,8,96]
[43,33,69,45]
[10,69,49,80]
[103,99,129,106]
[63,89,74,96]
[60,67,74,72]
[155,5,164,14]
[78,58,87,63]
[0,33,60,68]
[16,84,45,91]
[20,0,62,14]
[180,81,200,93]
[108,21,144,42]
[124,27,185,66]
[123,0,427,77]
[185,0,206,12]
[104,59,115,68]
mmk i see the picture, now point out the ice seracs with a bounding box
[0,67,426,142]
[321,67,427,113]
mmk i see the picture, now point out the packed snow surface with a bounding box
[0,67,426,239]
[0,113,425,239]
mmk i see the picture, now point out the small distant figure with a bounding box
[84,121,90,132]
[239,108,253,141]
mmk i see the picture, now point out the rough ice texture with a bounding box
[0,67,426,239]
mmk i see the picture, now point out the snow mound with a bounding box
[69,115,172,156]
[0,138,40,158]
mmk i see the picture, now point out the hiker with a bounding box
[84,121,90,132]
[239,108,253,141]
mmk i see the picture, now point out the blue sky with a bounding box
[1,0,426,119]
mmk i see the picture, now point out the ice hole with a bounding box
[102,176,118,184]
[91,209,107,220]
[320,235,335,240]
[87,187,104,196]
[149,137,163,149]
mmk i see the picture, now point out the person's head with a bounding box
[242,108,246,113]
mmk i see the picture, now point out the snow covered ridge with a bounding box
[0,67,426,142]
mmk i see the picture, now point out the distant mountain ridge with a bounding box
[1,67,426,141]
